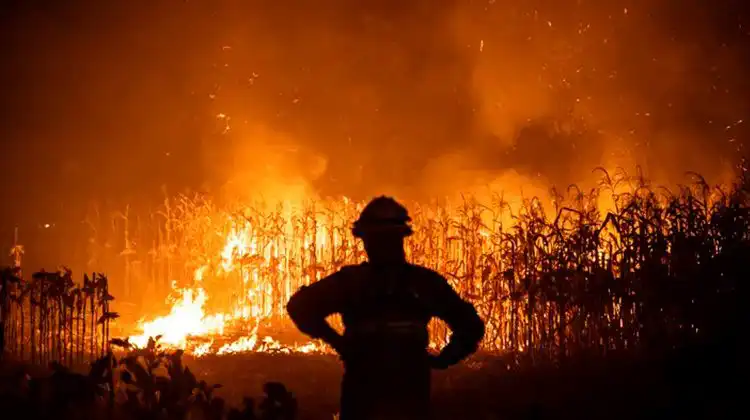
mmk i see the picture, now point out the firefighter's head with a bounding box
[352,196,412,263]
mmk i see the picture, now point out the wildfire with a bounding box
[124,189,602,356]
[124,197,377,356]
[128,263,329,356]
[123,171,727,357]
[129,282,223,349]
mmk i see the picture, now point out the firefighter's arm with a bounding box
[429,275,485,368]
[286,272,348,352]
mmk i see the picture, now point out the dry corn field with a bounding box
[17,168,744,363]
[0,269,117,365]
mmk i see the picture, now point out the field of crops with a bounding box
[88,167,749,360]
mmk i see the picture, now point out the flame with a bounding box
[126,191,598,355]
[129,226,330,356]
[129,281,227,349]
[125,170,717,356]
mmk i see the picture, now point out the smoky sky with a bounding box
[2,0,750,229]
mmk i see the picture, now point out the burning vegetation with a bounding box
[75,167,743,361]
[4,166,747,361]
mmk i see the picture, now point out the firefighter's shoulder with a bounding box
[310,263,368,287]
[333,263,369,279]
[291,268,346,299]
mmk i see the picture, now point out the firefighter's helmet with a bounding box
[352,196,413,238]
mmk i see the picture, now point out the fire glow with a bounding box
[123,172,727,357]
[128,260,329,355]
[125,199,362,356]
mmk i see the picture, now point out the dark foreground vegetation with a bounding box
[0,336,299,420]
[0,343,742,419]
[1,168,747,418]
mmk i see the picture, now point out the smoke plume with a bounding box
[208,0,749,202]
[2,0,749,219]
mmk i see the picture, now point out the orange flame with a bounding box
[126,171,704,356]
[129,224,330,356]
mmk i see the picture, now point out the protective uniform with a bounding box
[287,197,485,420]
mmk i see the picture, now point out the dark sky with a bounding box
[1,0,750,244]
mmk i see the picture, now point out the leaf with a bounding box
[1,269,21,283]
[110,337,132,349]
[167,351,185,385]
[88,354,113,382]
[154,376,174,407]
[120,355,137,366]
[32,271,48,280]
[147,336,158,351]
[97,311,120,324]
[125,357,153,391]
[120,370,134,384]
[184,367,198,390]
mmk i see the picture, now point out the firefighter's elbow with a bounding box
[463,304,485,345]
[285,293,305,323]
[473,317,486,346]
[474,312,486,336]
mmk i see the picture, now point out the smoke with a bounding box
[219,123,329,203]
[425,0,747,196]
[2,0,749,218]
[206,0,475,201]
[203,0,748,204]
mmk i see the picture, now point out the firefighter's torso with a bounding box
[338,263,433,365]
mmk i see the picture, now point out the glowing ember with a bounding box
[217,335,258,355]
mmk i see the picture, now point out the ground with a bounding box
[1,342,739,419]
[182,346,739,420]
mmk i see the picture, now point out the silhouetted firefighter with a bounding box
[287,196,485,420]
